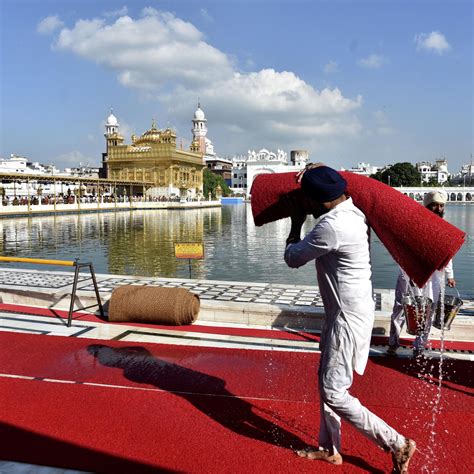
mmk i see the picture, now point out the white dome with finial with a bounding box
[194,103,206,121]
[106,110,118,126]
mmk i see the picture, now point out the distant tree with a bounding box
[370,170,384,182]
[370,162,421,187]
[203,168,231,198]
[427,176,439,187]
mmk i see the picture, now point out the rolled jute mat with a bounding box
[108,285,200,325]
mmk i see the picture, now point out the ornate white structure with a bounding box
[416,159,449,184]
[105,110,119,136]
[191,103,208,154]
[231,148,309,196]
[191,104,232,185]
[450,159,474,186]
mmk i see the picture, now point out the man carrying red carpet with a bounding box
[284,165,416,473]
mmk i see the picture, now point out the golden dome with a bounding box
[135,119,161,144]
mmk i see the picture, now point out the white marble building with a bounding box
[0,154,61,175]
[231,149,309,196]
[0,155,98,199]
[340,162,382,176]
[416,159,449,184]
[0,155,66,198]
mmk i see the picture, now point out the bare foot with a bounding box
[296,447,343,465]
[392,438,416,473]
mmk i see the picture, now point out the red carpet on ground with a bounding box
[0,332,472,473]
[250,172,465,287]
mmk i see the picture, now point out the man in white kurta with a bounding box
[388,190,456,356]
[284,166,415,472]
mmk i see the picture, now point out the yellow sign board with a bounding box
[174,243,204,259]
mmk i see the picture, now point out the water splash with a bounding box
[416,276,447,474]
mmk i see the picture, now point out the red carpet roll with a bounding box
[250,172,465,288]
[108,285,200,325]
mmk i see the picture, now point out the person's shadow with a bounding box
[87,344,305,450]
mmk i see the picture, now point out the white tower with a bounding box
[105,109,119,137]
[103,109,123,178]
[191,103,207,154]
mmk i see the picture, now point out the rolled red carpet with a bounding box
[250,172,465,287]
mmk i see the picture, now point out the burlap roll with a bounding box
[108,285,200,325]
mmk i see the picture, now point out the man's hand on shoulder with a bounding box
[282,194,307,225]
[282,194,307,246]
[295,162,326,183]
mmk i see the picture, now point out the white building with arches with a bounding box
[397,186,474,203]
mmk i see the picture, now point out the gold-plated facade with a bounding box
[104,120,204,199]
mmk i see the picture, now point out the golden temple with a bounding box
[102,112,205,200]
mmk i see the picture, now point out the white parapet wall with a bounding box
[0,200,222,216]
[395,186,474,203]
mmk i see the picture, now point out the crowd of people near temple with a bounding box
[1,194,206,206]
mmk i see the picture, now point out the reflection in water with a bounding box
[0,204,472,295]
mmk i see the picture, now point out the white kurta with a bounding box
[284,197,374,375]
[389,261,453,349]
[420,259,453,304]
[285,197,405,453]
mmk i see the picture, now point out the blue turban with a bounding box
[301,166,347,202]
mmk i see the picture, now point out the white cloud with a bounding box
[141,7,160,17]
[54,13,232,89]
[415,31,451,55]
[105,6,128,18]
[200,8,214,22]
[245,58,256,69]
[37,15,64,35]
[358,54,387,69]
[324,61,338,73]
[47,9,363,153]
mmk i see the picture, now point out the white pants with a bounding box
[318,318,405,454]
[388,273,433,350]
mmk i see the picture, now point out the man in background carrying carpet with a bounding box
[387,189,456,358]
[283,165,416,473]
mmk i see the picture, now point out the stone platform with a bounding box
[0,267,472,342]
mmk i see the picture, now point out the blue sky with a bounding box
[1,0,472,172]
